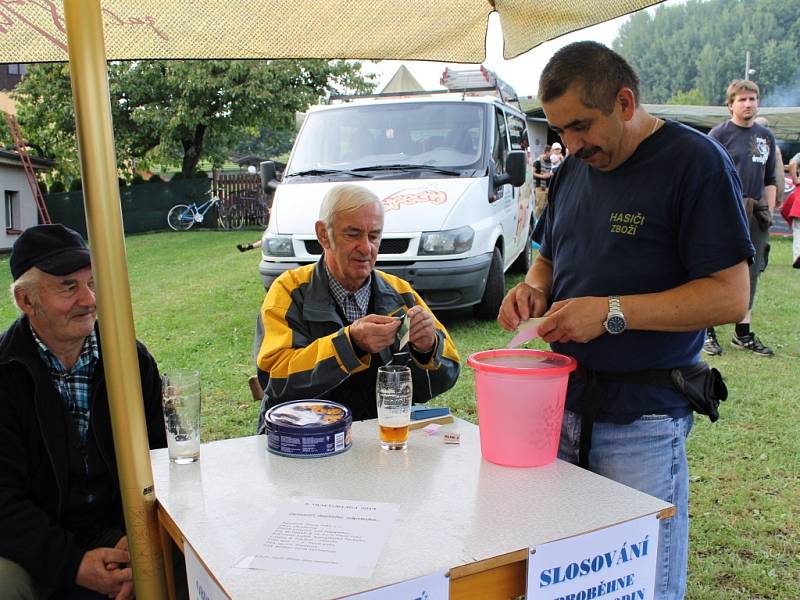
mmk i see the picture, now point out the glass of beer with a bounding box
[376,365,413,450]
[161,370,202,463]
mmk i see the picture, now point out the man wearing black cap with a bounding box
[0,224,166,599]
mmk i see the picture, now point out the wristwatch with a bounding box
[603,296,626,335]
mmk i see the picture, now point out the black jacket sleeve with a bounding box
[137,342,167,450]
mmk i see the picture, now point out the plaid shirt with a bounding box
[31,324,99,445]
[326,263,371,323]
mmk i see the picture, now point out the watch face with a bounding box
[606,315,626,334]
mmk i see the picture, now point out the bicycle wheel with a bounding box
[229,210,245,230]
[168,204,195,231]
[216,205,228,230]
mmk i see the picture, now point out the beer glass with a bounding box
[376,365,413,450]
[161,370,201,463]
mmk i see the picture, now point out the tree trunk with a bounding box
[181,123,206,177]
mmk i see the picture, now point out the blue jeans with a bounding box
[559,410,693,600]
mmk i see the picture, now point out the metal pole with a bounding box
[745,50,751,80]
[62,2,168,597]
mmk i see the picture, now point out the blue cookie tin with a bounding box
[265,400,352,458]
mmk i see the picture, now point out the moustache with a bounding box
[576,146,601,160]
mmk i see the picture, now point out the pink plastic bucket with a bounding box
[467,349,577,467]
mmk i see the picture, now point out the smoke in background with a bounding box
[761,69,800,107]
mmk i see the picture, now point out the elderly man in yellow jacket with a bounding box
[256,184,460,428]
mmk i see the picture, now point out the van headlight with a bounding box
[419,226,474,255]
[262,234,294,257]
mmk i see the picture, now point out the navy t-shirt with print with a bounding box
[708,120,776,199]
[535,120,754,421]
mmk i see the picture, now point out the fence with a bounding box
[213,172,270,227]
[44,179,212,236]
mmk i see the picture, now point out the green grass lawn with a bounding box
[0,231,797,598]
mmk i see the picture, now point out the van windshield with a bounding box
[287,102,486,177]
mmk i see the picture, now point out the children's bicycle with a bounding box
[167,191,244,231]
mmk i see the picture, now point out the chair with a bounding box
[248,375,263,403]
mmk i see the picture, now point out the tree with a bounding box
[13,60,374,180]
[668,89,708,105]
[613,0,800,106]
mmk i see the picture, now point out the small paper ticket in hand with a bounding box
[507,317,545,348]
[394,312,410,350]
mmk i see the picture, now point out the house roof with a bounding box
[0,148,54,169]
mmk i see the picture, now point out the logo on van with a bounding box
[383,189,448,212]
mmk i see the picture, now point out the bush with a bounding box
[68,178,82,191]
[118,177,127,187]
[147,174,164,184]
[38,181,48,195]
[194,170,208,179]
[131,173,146,186]
[170,172,185,181]
[49,180,66,193]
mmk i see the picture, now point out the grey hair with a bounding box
[10,267,42,313]
[318,184,384,230]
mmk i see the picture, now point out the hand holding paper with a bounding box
[507,317,545,348]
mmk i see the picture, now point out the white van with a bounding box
[258,91,534,318]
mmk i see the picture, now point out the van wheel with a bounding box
[474,248,504,320]
[511,222,533,273]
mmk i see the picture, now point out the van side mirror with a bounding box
[260,161,279,193]
[493,151,526,188]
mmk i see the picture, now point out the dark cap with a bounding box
[10,224,91,280]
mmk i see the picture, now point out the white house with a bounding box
[0,149,51,251]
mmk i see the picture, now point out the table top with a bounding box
[151,418,670,599]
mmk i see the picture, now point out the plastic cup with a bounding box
[161,370,201,464]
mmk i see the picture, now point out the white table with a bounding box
[151,418,672,599]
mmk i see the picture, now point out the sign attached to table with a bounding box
[527,513,660,600]
[342,569,449,599]
[236,497,399,579]
[185,539,231,600]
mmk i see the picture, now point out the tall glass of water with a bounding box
[161,370,201,463]
[376,365,413,450]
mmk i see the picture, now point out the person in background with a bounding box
[533,144,553,219]
[782,151,800,268]
[0,225,167,599]
[498,41,752,600]
[788,151,800,187]
[549,141,564,169]
[255,184,460,429]
[704,81,777,357]
[753,117,784,208]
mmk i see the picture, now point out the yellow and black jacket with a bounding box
[257,260,460,424]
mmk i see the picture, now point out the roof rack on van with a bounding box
[440,66,520,108]
[326,65,523,112]
[326,88,455,104]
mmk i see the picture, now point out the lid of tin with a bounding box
[266,400,352,433]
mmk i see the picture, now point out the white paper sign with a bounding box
[528,514,660,600]
[236,497,399,579]
[343,570,449,600]
[185,539,230,600]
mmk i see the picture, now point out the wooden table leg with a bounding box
[157,503,185,600]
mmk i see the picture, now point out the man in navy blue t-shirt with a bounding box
[498,42,753,600]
